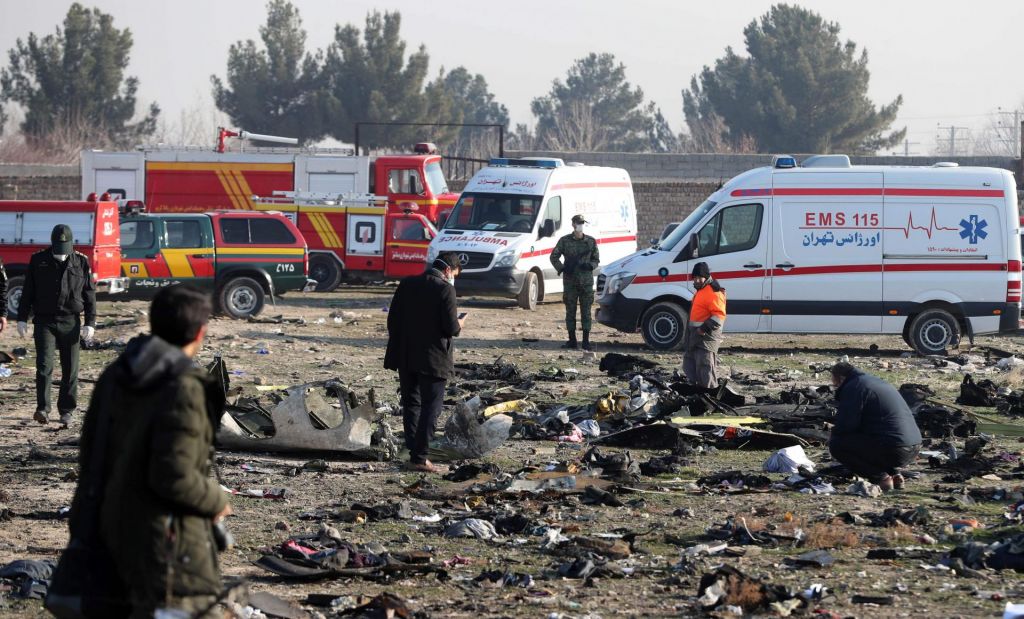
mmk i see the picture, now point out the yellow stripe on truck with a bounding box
[215,170,248,210]
[146,162,293,172]
[161,248,209,277]
[307,213,335,248]
[217,247,305,255]
[319,213,344,248]
[231,170,256,209]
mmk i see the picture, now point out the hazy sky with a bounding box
[1,0,1022,155]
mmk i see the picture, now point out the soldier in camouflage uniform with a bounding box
[550,214,600,350]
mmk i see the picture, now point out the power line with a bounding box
[935,125,971,157]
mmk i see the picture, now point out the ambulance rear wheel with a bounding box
[641,301,686,350]
[908,308,960,356]
[6,276,23,319]
[220,277,265,319]
[517,272,539,310]
[309,255,342,292]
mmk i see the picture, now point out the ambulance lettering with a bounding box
[437,235,508,247]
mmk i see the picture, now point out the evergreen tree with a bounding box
[425,66,508,156]
[211,0,327,144]
[0,3,158,148]
[323,11,434,150]
[683,4,904,154]
[532,53,673,152]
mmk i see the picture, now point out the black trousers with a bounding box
[398,369,446,465]
[829,434,920,483]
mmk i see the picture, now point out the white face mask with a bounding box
[573,224,584,234]
[53,253,68,262]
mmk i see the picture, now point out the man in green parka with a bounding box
[70,284,230,618]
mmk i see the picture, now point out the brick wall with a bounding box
[0,164,80,200]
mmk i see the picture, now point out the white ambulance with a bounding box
[596,155,1022,355]
[427,158,638,309]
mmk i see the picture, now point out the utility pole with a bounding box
[902,138,920,156]
[936,124,970,157]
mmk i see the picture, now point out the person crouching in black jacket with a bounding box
[383,252,465,472]
[829,362,923,492]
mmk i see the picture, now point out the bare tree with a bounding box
[972,107,1023,157]
[681,108,758,154]
[539,100,609,152]
[151,95,230,147]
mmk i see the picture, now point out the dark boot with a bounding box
[562,332,578,350]
[582,331,592,351]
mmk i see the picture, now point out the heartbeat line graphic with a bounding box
[883,208,958,239]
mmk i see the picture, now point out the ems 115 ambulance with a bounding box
[426,158,638,309]
[596,155,1022,355]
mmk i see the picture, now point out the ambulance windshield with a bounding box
[442,192,543,233]
[659,199,717,251]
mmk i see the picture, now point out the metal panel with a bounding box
[80,151,145,199]
[0,213,17,244]
[294,155,369,194]
[22,212,94,245]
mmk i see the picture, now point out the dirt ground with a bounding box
[3,287,1024,618]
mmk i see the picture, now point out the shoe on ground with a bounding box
[582,341,593,351]
[33,410,49,425]
[891,473,905,490]
[404,460,440,473]
[561,340,579,350]
[59,412,73,428]
[878,474,895,492]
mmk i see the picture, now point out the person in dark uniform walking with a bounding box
[0,257,8,333]
[550,214,600,350]
[16,224,96,427]
[384,252,465,472]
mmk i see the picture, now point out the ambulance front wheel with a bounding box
[641,301,687,350]
[220,277,265,319]
[908,308,961,356]
[517,271,540,310]
[309,255,342,292]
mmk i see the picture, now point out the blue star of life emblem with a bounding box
[959,215,987,244]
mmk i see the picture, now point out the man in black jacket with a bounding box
[829,362,922,491]
[384,252,464,472]
[17,224,97,427]
[0,257,7,332]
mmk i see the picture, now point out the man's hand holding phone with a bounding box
[458,311,467,329]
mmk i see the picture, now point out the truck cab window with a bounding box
[251,218,296,244]
[697,203,763,257]
[392,219,428,241]
[121,221,155,249]
[220,219,250,244]
[166,220,203,248]
[389,169,425,195]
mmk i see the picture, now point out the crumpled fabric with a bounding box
[443,518,499,540]
[763,446,816,474]
[556,424,585,443]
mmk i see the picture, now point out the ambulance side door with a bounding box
[768,172,883,333]
[689,201,770,332]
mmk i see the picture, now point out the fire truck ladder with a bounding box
[251,191,388,208]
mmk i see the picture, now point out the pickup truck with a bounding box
[118,210,314,318]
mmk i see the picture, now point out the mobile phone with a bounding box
[458,312,467,319]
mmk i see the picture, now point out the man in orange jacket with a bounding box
[682,262,726,388]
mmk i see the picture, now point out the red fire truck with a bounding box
[1,195,129,317]
[81,130,458,290]
[251,192,437,287]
